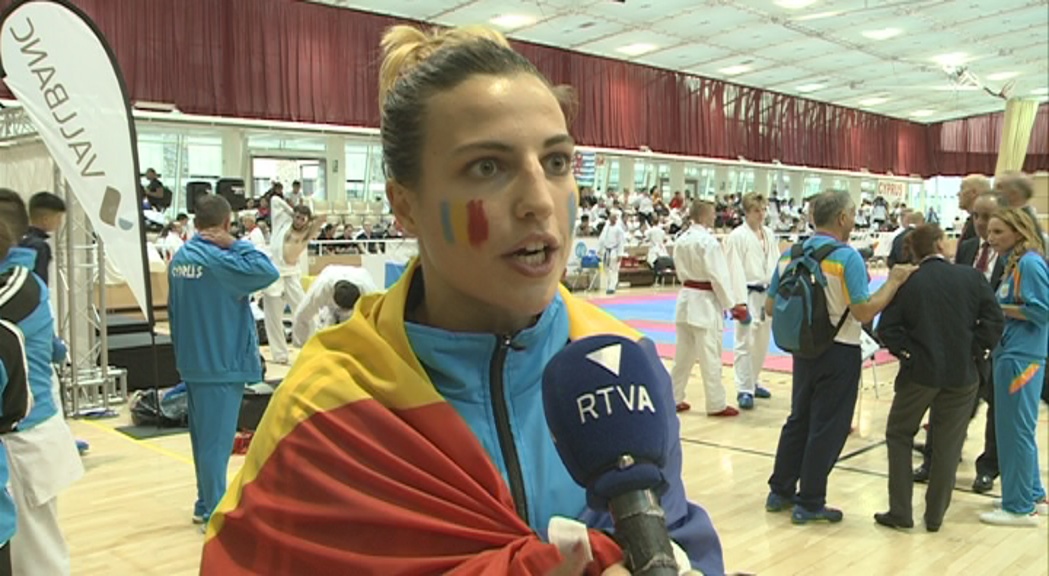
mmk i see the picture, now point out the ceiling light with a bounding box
[793,10,841,21]
[910,110,935,117]
[862,27,902,41]
[796,83,826,93]
[932,52,969,67]
[774,0,819,9]
[615,43,658,56]
[986,71,1019,81]
[489,14,536,29]
[859,97,889,106]
[718,65,752,76]
[1032,87,1049,95]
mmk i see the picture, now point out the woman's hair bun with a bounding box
[379,25,511,105]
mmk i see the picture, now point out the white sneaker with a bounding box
[992,499,1049,516]
[979,508,1039,527]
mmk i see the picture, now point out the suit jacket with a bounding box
[960,215,976,243]
[955,237,1005,289]
[877,258,1004,389]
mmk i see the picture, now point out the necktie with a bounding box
[975,241,990,274]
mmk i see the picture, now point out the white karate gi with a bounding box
[291,265,379,346]
[724,223,780,397]
[7,372,83,576]
[669,224,737,412]
[597,221,626,294]
[262,196,310,363]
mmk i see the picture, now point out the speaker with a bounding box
[186,181,213,214]
[217,178,247,211]
[107,332,180,391]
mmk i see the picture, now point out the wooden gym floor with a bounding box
[61,285,1049,575]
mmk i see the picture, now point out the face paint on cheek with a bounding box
[440,201,456,245]
[568,193,578,236]
[466,199,489,247]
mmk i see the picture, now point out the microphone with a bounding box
[542,335,680,576]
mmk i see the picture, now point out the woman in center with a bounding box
[201,25,723,575]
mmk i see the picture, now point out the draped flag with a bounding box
[1,0,153,322]
[202,261,628,575]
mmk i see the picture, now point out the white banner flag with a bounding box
[1,0,152,321]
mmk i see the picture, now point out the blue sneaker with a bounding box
[755,386,772,399]
[766,492,794,512]
[75,439,90,455]
[738,393,755,410]
[193,500,207,525]
[791,505,844,524]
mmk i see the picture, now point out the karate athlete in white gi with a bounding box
[597,211,627,294]
[262,194,324,364]
[725,193,780,409]
[670,201,749,417]
[290,265,379,347]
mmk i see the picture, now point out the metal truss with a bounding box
[0,106,37,142]
[54,170,127,416]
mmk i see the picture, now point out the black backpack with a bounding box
[771,242,849,359]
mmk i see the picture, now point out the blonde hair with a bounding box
[378,25,510,107]
[991,208,1045,272]
[689,200,714,223]
[741,193,766,213]
[961,174,991,195]
[377,25,576,187]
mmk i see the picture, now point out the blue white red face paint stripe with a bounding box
[440,200,489,247]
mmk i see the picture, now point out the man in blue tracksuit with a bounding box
[0,189,83,575]
[168,195,278,526]
[0,218,34,576]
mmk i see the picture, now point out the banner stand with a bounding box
[2,0,162,414]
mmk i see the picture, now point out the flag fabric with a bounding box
[202,260,631,575]
[573,151,597,188]
[1,0,152,320]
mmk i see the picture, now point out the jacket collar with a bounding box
[353,258,640,381]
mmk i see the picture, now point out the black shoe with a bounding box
[874,512,914,529]
[972,474,995,493]
[913,465,930,484]
[925,522,941,533]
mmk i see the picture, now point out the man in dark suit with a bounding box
[956,175,990,243]
[914,193,1003,492]
[877,224,1003,531]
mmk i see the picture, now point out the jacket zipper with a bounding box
[491,335,529,524]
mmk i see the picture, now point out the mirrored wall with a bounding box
[133,118,927,219]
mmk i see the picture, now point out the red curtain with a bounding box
[927,103,1049,176]
[0,0,394,126]
[1,0,1044,177]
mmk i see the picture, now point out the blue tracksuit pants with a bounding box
[993,355,1046,515]
[187,382,245,521]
